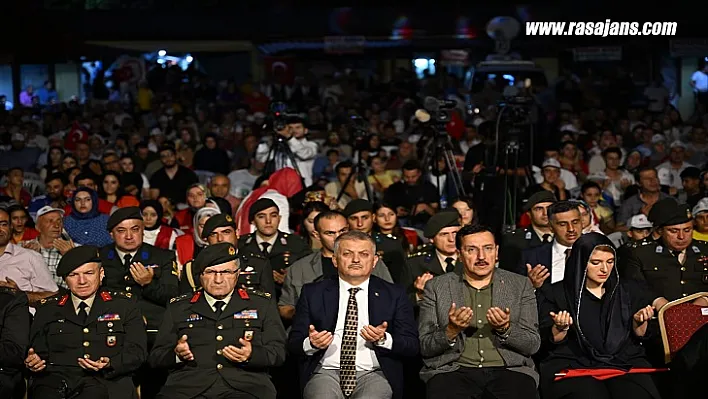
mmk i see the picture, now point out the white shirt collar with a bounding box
[339,277,370,295]
[255,234,277,247]
[552,240,571,255]
[204,291,233,312]
[71,293,97,314]
[435,250,457,269]
[115,248,138,262]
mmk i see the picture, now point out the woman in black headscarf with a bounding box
[537,232,660,399]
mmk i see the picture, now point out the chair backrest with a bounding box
[658,292,708,363]
[23,179,45,196]
[194,170,215,185]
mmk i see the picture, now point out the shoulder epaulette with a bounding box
[408,244,433,258]
[169,292,192,304]
[246,287,272,299]
[247,252,265,259]
[0,287,18,295]
[38,293,67,307]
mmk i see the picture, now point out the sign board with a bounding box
[440,49,470,66]
[324,36,366,54]
[572,47,622,62]
[670,39,708,57]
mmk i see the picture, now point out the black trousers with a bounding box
[158,378,256,399]
[30,377,109,399]
[426,367,536,399]
[669,323,708,399]
[545,375,656,399]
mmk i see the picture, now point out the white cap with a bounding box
[150,127,163,137]
[542,158,561,169]
[693,197,708,216]
[36,206,65,219]
[670,140,687,149]
[628,214,653,229]
[651,134,666,144]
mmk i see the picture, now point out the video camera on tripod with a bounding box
[415,96,458,125]
[269,101,294,132]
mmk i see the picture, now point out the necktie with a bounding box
[542,234,552,243]
[445,257,456,273]
[340,287,360,397]
[123,254,132,269]
[214,300,225,318]
[565,248,571,261]
[78,301,89,324]
[260,242,271,255]
[671,250,685,265]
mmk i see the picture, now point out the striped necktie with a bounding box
[340,287,361,396]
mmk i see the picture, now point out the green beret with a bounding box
[193,242,239,275]
[107,206,142,231]
[201,213,236,239]
[650,198,692,228]
[56,246,101,278]
[249,198,279,221]
[342,199,373,218]
[423,210,461,238]
[523,191,557,212]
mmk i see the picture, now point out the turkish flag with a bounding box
[64,122,88,151]
[445,111,464,141]
[263,56,295,85]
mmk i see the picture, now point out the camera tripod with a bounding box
[336,146,374,204]
[263,131,303,182]
[418,127,466,205]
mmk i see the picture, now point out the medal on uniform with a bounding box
[244,331,254,341]
[106,335,117,347]
[234,309,258,319]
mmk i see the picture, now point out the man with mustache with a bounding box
[418,224,540,399]
[518,201,582,291]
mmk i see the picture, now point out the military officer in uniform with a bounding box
[621,198,708,309]
[498,191,556,272]
[343,199,412,287]
[0,286,30,399]
[25,246,147,399]
[407,211,462,303]
[237,198,310,298]
[98,207,178,399]
[180,213,275,297]
[149,242,286,399]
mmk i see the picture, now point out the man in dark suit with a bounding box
[0,287,29,399]
[498,191,557,271]
[26,246,147,399]
[99,207,179,399]
[288,230,419,399]
[515,201,581,290]
[149,242,286,399]
[418,224,540,399]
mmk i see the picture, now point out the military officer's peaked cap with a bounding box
[193,242,239,275]
[201,213,236,239]
[523,191,557,212]
[107,206,143,231]
[650,198,693,228]
[56,245,102,277]
[424,210,461,238]
[248,198,279,221]
[342,199,373,218]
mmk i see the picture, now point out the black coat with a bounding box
[0,288,29,399]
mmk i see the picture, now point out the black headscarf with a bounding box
[563,232,632,367]
[140,200,164,231]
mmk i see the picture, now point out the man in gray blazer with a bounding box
[279,210,392,321]
[418,224,540,399]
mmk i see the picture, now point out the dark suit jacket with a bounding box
[0,289,28,399]
[288,276,419,399]
[518,242,553,281]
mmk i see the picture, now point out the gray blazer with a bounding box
[418,268,540,386]
[278,250,393,307]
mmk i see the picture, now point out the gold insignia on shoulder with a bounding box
[225,215,233,222]
[228,246,236,256]
[688,209,692,219]
[171,261,179,277]
[40,299,46,304]
[170,293,190,303]
[247,288,272,299]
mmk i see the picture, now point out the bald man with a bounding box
[209,174,239,217]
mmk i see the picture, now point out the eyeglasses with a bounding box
[202,270,239,277]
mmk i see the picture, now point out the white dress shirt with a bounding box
[436,251,457,274]
[204,291,233,312]
[72,293,96,315]
[255,234,278,254]
[302,278,393,371]
[551,240,572,284]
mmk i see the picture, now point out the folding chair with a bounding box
[658,292,708,363]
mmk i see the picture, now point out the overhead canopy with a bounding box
[84,40,253,53]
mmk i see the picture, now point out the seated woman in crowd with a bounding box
[63,187,112,247]
[373,201,415,251]
[140,200,180,250]
[537,232,660,399]
[298,200,328,250]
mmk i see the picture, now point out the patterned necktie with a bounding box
[445,257,456,273]
[340,287,361,397]
[78,301,89,324]
[214,300,225,318]
[260,242,271,255]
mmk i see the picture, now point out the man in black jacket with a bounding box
[0,287,29,399]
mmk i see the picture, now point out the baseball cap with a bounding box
[651,134,666,144]
[628,214,652,230]
[541,158,561,169]
[693,198,708,216]
[36,206,65,219]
